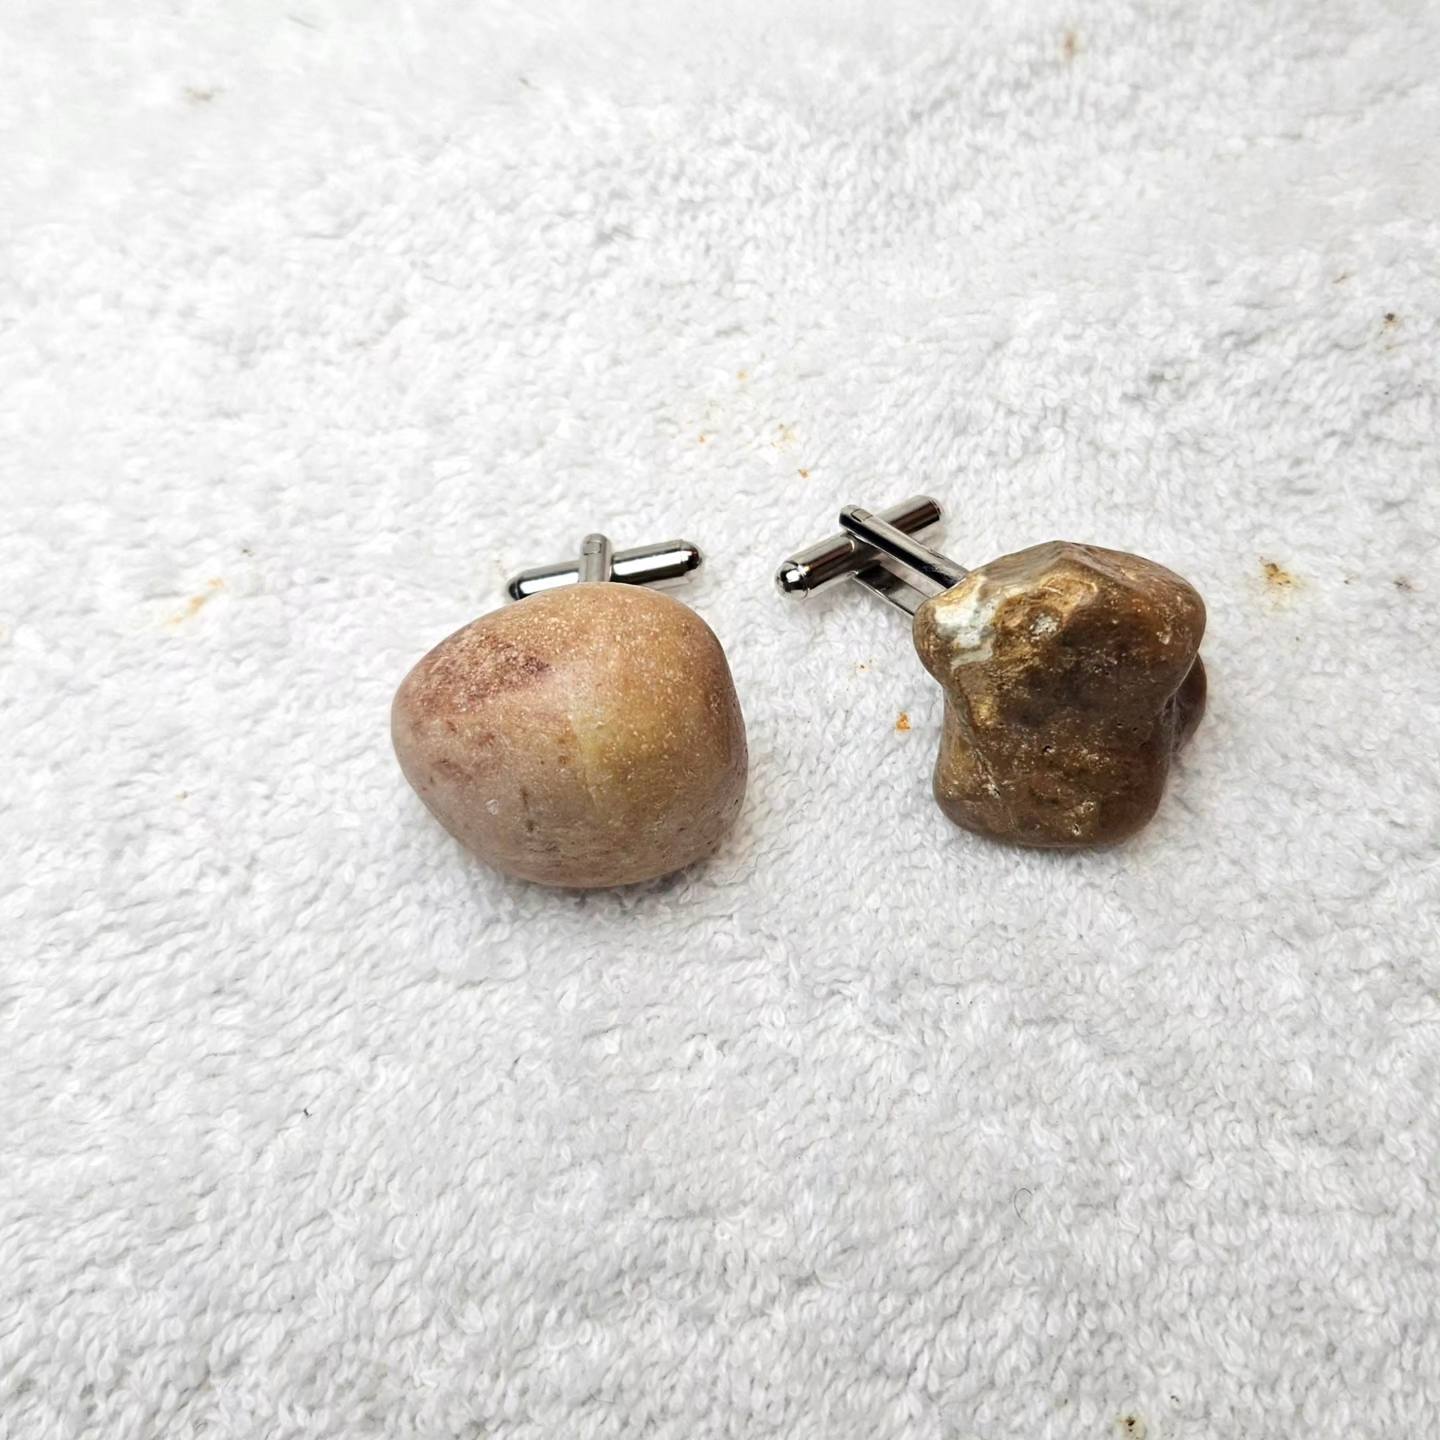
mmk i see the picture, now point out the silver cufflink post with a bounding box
[507,534,703,601]
[775,495,968,615]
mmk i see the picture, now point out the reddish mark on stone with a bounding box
[424,639,551,711]
[1062,29,1079,60]
[895,711,911,732]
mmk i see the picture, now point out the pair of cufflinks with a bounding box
[393,498,1207,888]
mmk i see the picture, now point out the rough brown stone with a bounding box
[392,584,747,887]
[912,542,1206,848]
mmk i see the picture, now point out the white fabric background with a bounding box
[3,1,1438,1436]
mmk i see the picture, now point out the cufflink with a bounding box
[777,498,1206,848]
[394,531,746,887]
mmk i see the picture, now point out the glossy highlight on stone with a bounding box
[912,542,1206,848]
[392,584,747,887]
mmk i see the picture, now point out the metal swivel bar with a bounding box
[774,495,968,615]
[507,535,702,601]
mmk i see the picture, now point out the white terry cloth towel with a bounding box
[2,1,1438,1437]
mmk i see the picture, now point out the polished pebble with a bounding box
[392,584,747,887]
[912,541,1206,848]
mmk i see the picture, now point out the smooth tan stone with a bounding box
[392,584,747,887]
[912,542,1206,848]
